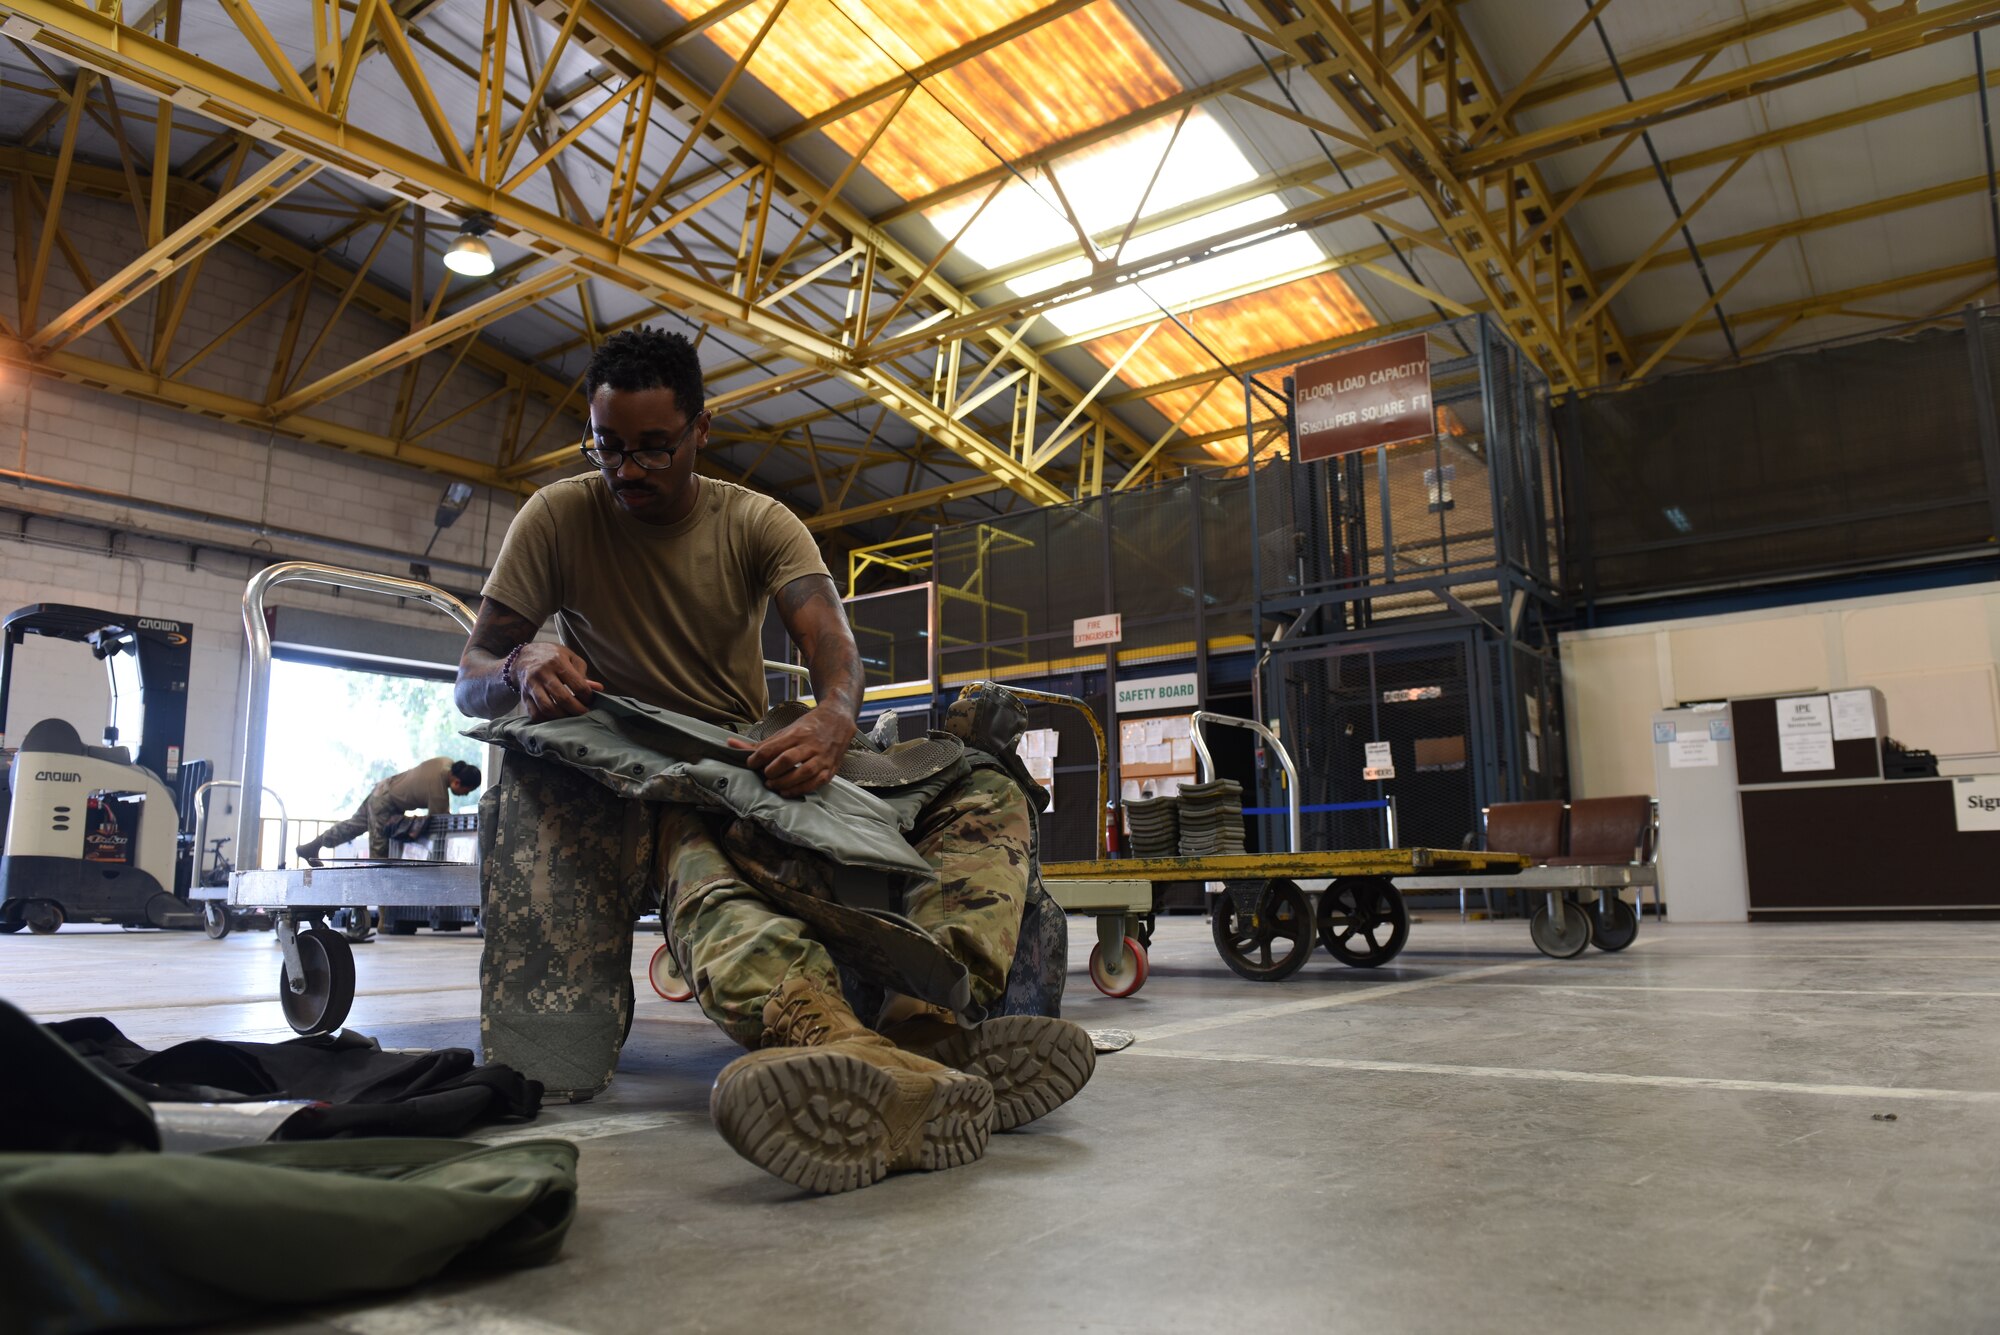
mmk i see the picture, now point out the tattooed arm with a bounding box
[456,597,603,721]
[729,574,862,797]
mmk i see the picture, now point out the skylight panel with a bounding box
[927,109,1265,273]
[1007,195,1327,338]
[663,0,1184,202]
[1083,273,1376,459]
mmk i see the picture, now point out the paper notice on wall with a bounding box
[1016,729,1060,763]
[1525,733,1541,773]
[1668,737,1718,768]
[1776,694,1832,736]
[1118,721,1148,766]
[1364,741,1395,781]
[1952,775,2000,831]
[1144,719,1166,746]
[1779,731,1836,772]
[1171,737,1192,763]
[1524,696,1541,736]
[1830,689,1877,741]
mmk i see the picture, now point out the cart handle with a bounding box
[193,780,286,875]
[1189,711,1301,855]
[993,686,1106,861]
[235,562,486,872]
[768,669,1105,859]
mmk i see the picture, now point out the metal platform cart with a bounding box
[188,777,288,938]
[378,812,483,936]
[192,561,496,1035]
[1043,711,1528,994]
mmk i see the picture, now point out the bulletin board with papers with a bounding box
[1014,728,1060,811]
[1117,713,1197,802]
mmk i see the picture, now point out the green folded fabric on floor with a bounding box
[0,1137,579,1334]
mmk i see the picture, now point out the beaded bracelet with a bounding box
[499,643,527,695]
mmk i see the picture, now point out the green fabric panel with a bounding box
[0,1138,578,1334]
[467,695,944,899]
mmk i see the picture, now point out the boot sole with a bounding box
[922,1015,1096,1132]
[711,1051,993,1195]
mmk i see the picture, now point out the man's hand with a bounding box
[753,573,864,797]
[728,704,855,798]
[515,643,604,722]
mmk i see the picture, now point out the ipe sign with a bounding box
[1293,332,1434,461]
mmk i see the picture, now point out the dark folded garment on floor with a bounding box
[44,1015,542,1139]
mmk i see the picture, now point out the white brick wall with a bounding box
[0,188,536,792]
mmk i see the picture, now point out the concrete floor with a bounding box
[10,914,2000,1334]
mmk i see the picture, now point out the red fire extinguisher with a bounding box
[1103,797,1122,859]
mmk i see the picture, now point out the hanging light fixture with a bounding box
[443,215,495,277]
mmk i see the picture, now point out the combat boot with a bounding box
[294,840,323,868]
[710,976,994,1195]
[878,1000,1096,1131]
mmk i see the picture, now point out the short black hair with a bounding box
[583,325,705,418]
[451,761,482,789]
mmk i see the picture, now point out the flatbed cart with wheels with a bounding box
[1042,712,1529,993]
[1390,865,1660,960]
[189,562,500,1036]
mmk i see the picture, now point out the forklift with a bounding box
[0,604,209,933]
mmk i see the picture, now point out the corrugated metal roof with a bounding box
[3,0,1992,542]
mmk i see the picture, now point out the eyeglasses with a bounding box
[580,415,703,470]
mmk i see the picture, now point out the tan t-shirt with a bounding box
[482,474,828,726]
[377,756,453,814]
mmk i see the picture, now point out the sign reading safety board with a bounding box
[1115,672,1197,714]
[1293,332,1435,461]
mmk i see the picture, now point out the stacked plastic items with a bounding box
[1123,794,1180,859]
[1175,779,1247,857]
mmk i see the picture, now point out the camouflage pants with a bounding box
[315,790,407,859]
[479,751,1032,1091]
[659,764,1031,1047]
[478,753,655,1097]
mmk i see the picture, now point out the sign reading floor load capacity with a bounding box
[1294,332,1435,461]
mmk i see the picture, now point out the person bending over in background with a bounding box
[297,756,479,865]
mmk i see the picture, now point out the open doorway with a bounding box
[263,658,479,863]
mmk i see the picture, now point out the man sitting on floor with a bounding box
[455,326,1092,1194]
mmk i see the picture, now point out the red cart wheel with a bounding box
[649,942,695,1002]
[1088,937,1149,997]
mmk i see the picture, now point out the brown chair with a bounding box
[1482,800,1567,864]
[1550,796,1654,866]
